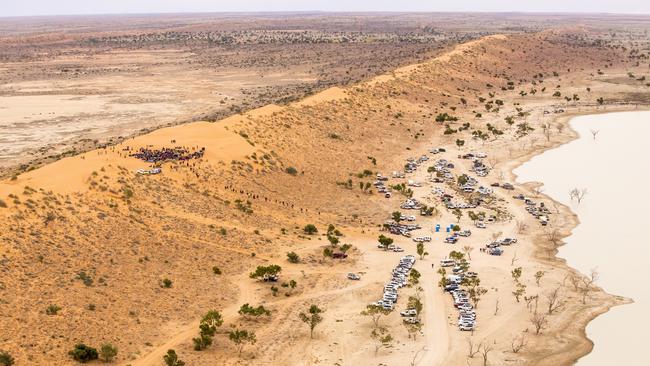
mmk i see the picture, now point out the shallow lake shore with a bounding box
[514,109,650,365]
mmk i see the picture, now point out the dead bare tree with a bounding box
[462,245,473,260]
[515,220,528,234]
[542,123,552,141]
[410,346,426,366]
[487,156,499,170]
[569,188,588,204]
[511,250,518,266]
[580,268,600,304]
[480,342,494,366]
[590,129,599,140]
[545,229,562,257]
[546,286,565,314]
[511,333,528,353]
[467,338,481,358]
[534,270,546,286]
[569,275,581,292]
[530,311,548,334]
[556,123,565,134]
[524,295,539,312]
[494,298,500,316]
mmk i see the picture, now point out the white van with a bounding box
[440,259,455,267]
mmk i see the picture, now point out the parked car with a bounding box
[445,236,458,244]
[458,230,472,237]
[400,309,417,317]
[403,317,420,324]
[440,259,455,267]
[347,273,361,280]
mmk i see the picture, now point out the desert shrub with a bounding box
[285,167,298,175]
[286,252,300,263]
[163,349,185,366]
[99,343,118,362]
[69,344,98,363]
[46,304,61,315]
[77,271,93,286]
[303,224,318,235]
[0,350,14,366]
[161,278,173,288]
[212,266,222,275]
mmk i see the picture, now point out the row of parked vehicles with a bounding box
[440,258,477,331]
[371,255,416,310]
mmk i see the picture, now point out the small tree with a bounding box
[409,269,422,286]
[163,349,185,366]
[377,235,393,251]
[512,283,526,302]
[371,327,393,355]
[511,267,522,283]
[249,265,282,280]
[193,310,223,350]
[408,296,424,316]
[534,271,545,286]
[229,329,257,356]
[327,234,339,246]
[299,305,324,339]
[416,242,428,260]
[404,321,422,340]
[69,344,98,363]
[99,343,118,362]
[361,304,392,329]
[392,211,402,222]
[0,350,14,366]
[469,286,488,309]
[452,208,462,223]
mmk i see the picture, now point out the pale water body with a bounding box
[514,111,650,365]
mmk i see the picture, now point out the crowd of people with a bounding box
[129,146,205,163]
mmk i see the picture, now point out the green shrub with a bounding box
[100,343,118,362]
[46,304,61,315]
[303,224,318,235]
[0,350,14,366]
[286,252,300,263]
[69,344,98,363]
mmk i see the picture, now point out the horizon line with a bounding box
[2,10,650,20]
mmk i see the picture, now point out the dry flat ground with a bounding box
[1,17,650,366]
[0,12,496,176]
